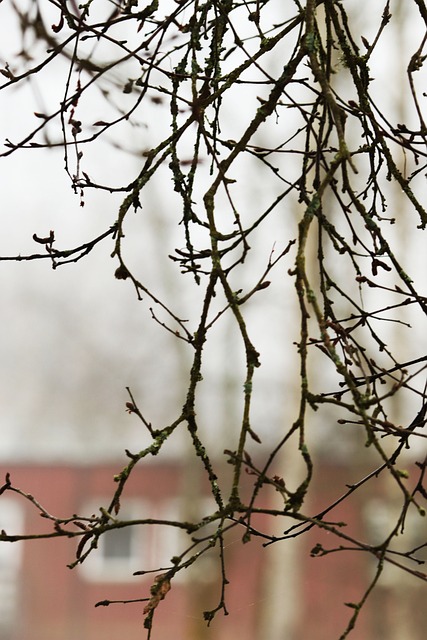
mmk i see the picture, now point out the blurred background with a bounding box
[1,1,427,639]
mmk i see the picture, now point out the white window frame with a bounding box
[79,499,147,583]
[79,496,217,584]
[0,497,24,632]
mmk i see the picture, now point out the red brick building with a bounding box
[0,460,426,640]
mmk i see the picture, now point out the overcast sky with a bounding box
[1,1,427,464]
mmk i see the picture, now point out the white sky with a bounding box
[0,1,427,463]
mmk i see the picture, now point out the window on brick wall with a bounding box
[79,499,147,583]
[79,497,218,584]
[0,498,23,634]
